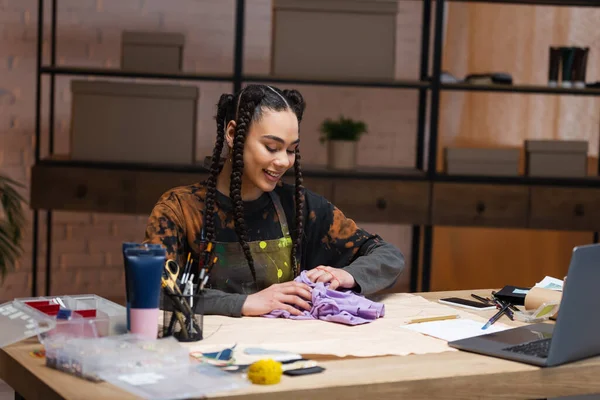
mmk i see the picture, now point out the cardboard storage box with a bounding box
[70,80,198,165]
[525,140,588,177]
[121,31,185,74]
[272,0,396,80]
[445,147,520,176]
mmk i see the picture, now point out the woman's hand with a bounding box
[241,281,313,316]
[305,266,355,291]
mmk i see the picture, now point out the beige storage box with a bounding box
[272,0,396,80]
[70,80,198,165]
[525,140,588,177]
[121,31,185,74]
[445,147,520,176]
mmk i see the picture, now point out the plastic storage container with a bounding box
[44,334,189,382]
[0,294,127,348]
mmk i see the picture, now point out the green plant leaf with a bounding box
[0,174,26,284]
[319,115,368,143]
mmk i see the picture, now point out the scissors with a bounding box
[162,260,192,338]
[162,259,182,295]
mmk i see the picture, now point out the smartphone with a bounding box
[438,297,496,311]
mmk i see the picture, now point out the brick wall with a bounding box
[0,0,422,301]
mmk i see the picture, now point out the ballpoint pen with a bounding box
[471,293,494,305]
[482,302,510,330]
[491,291,520,313]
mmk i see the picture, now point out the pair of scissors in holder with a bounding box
[162,260,192,338]
[162,259,182,294]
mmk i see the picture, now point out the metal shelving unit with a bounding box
[31,0,600,297]
[420,0,600,291]
[31,0,433,297]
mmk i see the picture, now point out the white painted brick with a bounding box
[96,0,142,13]
[74,267,125,298]
[53,211,93,224]
[69,9,162,30]
[59,252,105,269]
[0,10,25,24]
[14,253,62,274]
[91,213,140,223]
[111,220,147,242]
[86,41,120,65]
[243,0,271,75]
[56,0,96,11]
[42,237,88,254]
[65,223,113,240]
[0,271,30,302]
[2,0,35,12]
[88,238,126,254]
[0,166,28,183]
[0,148,24,166]
[104,251,125,267]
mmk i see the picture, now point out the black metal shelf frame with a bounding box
[421,0,600,291]
[31,0,433,297]
[448,0,600,7]
[32,0,600,297]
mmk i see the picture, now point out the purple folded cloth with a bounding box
[263,271,385,325]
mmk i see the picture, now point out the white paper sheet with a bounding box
[401,318,510,342]
[183,294,505,358]
[534,276,564,291]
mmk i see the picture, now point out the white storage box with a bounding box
[445,147,520,176]
[525,140,588,177]
[121,31,185,74]
[0,294,126,349]
[272,0,397,80]
[70,80,198,165]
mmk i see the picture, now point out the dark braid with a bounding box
[290,149,304,276]
[283,89,306,276]
[210,84,306,282]
[230,88,266,282]
[205,94,234,243]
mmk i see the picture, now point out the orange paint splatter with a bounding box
[328,208,356,240]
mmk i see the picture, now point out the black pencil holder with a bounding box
[161,290,204,342]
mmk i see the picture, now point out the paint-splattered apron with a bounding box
[206,191,295,295]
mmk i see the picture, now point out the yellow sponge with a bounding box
[247,359,283,385]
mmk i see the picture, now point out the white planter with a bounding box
[327,140,357,170]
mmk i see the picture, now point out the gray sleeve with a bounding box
[203,289,248,317]
[343,241,405,295]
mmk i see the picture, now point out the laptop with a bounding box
[449,243,600,367]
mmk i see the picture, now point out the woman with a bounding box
[144,84,405,317]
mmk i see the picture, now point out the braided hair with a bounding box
[204,84,306,282]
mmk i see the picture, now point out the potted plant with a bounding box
[319,115,368,170]
[0,174,26,285]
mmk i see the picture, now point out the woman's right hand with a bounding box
[241,281,312,316]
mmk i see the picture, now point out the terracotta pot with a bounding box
[327,140,357,170]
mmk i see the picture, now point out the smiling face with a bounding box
[225,108,299,200]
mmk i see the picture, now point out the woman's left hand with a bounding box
[305,266,355,290]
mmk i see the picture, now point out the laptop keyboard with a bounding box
[503,338,552,358]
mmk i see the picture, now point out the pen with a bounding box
[471,293,493,305]
[482,302,510,330]
[491,292,520,313]
[407,314,458,324]
[181,252,192,284]
[200,255,219,291]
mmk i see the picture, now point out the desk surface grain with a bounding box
[2,289,599,400]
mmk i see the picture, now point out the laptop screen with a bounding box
[480,328,552,345]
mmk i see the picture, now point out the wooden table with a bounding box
[2,289,599,400]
